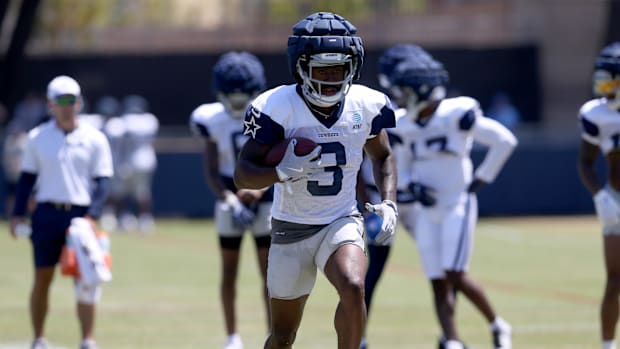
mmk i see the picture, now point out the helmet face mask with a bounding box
[593,69,619,95]
[217,92,255,119]
[402,85,447,119]
[389,54,449,119]
[213,51,266,118]
[377,44,432,107]
[297,52,356,107]
[287,12,365,108]
[593,42,620,109]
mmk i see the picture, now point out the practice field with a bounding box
[0,216,605,348]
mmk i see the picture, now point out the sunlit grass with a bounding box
[0,216,604,348]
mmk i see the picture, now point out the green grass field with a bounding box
[0,216,606,348]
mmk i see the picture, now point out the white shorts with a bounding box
[110,169,154,201]
[267,215,365,300]
[414,194,478,279]
[603,185,620,236]
[215,201,272,237]
[74,279,102,304]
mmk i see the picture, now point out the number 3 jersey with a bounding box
[391,96,517,207]
[579,98,620,155]
[245,84,395,225]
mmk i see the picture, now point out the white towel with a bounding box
[67,217,112,286]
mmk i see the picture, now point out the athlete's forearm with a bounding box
[373,154,397,202]
[234,159,279,189]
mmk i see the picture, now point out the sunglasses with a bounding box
[54,94,78,106]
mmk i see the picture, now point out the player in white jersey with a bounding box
[190,51,270,349]
[357,43,432,349]
[387,50,517,349]
[578,42,620,349]
[104,95,159,233]
[9,75,113,349]
[234,12,397,349]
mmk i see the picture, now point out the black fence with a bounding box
[7,45,540,126]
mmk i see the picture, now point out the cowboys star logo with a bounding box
[243,113,261,139]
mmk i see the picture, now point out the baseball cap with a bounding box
[47,75,81,100]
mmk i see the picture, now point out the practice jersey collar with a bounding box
[296,85,343,129]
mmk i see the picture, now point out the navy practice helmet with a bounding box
[287,12,365,107]
[122,94,149,114]
[95,95,120,118]
[593,42,620,97]
[213,51,266,118]
[377,44,432,89]
[390,52,449,118]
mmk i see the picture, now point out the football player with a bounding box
[117,95,159,233]
[577,41,620,349]
[190,51,270,349]
[234,12,397,349]
[357,43,429,349]
[388,49,517,349]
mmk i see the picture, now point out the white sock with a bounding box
[80,338,96,347]
[492,316,511,330]
[359,337,367,348]
[603,339,616,349]
[445,340,464,349]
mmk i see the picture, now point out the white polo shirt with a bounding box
[22,120,114,206]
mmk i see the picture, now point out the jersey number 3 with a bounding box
[307,142,345,196]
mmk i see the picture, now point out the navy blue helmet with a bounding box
[593,42,620,97]
[95,95,120,118]
[377,44,432,89]
[389,52,449,117]
[287,12,365,107]
[122,94,149,114]
[213,51,266,118]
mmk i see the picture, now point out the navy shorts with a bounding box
[30,203,88,268]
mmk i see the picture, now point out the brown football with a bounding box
[264,137,319,166]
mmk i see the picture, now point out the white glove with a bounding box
[364,200,398,245]
[225,193,255,227]
[594,189,620,226]
[275,139,322,182]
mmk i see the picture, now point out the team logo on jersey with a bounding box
[351,112,363,130]
[243,114,261,139]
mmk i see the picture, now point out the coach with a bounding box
[9,75,114,349]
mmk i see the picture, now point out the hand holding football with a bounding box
[264,137,319,166]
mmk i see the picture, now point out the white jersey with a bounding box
[246,84,395,225]
[102,116,127,177]
[78,113,105,130]
[22,120,114,205]
[392,108,417,190]
[190,102,247,178]
[123,112,159,172]
[391,96,517,207]
[579,98,620,155]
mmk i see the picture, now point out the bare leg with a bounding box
[446,270,496,323]
[221,247,241,336]
[431,278,459,340]
[255,244,271,331]
[77,302,96,340]
[324,244,367,349]
[602,235,620,341]
[264,296,308,349]
[30,267,55,339]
